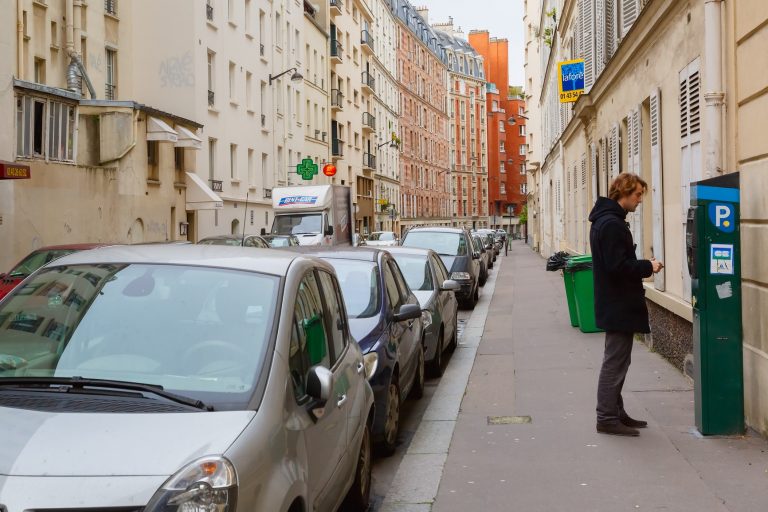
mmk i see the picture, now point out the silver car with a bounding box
[0,245,374,512]
[364,231,399,247]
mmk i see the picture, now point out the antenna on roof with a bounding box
[241,192,249,247]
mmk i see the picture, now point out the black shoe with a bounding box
[620,414,648,428]
[596,422,640,436]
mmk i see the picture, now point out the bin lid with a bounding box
[566,254,593,271]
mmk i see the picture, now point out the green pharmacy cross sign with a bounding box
[296,158,319,180]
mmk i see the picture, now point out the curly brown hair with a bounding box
[608,173,648,201]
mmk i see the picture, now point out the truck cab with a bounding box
[270,185,353,246]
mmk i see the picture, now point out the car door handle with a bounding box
[357,362,365,375]
[336,394,348,408]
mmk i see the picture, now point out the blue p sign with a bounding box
[708,202,735,233]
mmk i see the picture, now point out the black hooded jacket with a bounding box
[588,197,653,333]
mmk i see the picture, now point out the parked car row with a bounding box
[0,233,472,511]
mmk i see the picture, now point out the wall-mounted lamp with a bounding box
[269,67,303,85]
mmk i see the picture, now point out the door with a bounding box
[287,272,346,510]
[432,254,458,342]
[388,258,421,394]
[382,260,409,388]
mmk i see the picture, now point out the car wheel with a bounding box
[410,341,425,400]
[467,284,479,310]
[479,265,487,287]
[380,375,401,456]
[429,328,444,377]
[342,418,372,510]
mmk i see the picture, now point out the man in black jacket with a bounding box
[589,173,663,436]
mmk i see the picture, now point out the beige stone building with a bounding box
[526,0,768,435]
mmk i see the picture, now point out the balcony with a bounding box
[206,3,213,21]
[363,152,376,171]
[209,179,223,192]
[330,0,342,16]
[261,114,266,127]
[259,43,264,57]
[208,90,215,107]
[331,89,344,110]
[362,112,376,133]
[332,138,344,159]
[330,39,343,63]
[361,29,374,55]
[361,71,375,94]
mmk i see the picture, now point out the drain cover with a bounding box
[487,415,532,425]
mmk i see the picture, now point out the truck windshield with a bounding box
[272,214,322,235]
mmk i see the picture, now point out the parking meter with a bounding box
[688,173,744,435]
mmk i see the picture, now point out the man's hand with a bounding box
[650,258,664,273]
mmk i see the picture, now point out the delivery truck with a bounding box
[270,185,353,246]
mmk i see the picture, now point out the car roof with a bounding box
[31,243,114,251]
[199,234,262,240]
[48,244,309,277]
[287,245,381,262]
[384,247,434,258]
[405,227,465,234]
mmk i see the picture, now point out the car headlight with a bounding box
[421,310,432,330]
[363,352,379,381]
[144,456,237,512]
[451,272,471,281]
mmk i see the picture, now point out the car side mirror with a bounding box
[325,225,334,236]
[394,303,421,322]
[306,365,333,403]
[441,279,461,292]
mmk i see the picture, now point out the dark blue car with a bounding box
[298,247,424,455]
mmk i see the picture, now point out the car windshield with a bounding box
[323,260,380,319]
[402,231,467,257]
[265,236,294,248]
[198,238,242,246]
[369,232,395,241]
[392,255,433,292]
[8,249,79,278]
[272,214,322,235]
[0,263,279,406]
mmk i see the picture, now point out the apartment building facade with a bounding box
[391,2,450,234]
[505,92,528,238]
[369,0,401,234]
[527,0,768,435]
[523,0,544,251]
[433,22,490,231]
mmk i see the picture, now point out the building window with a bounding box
[208,138,216,181]
[174,147,185,183]
[16,94,76,162]
[34,58,46,84]
[520,183,528,194]
[519,144,527,155]
[245,71,253,110]
[500,181,506,194]
[229,61,236,101]
[104,0,117,16]
[230,144,237,179]
[105,49,117,100]
[207,51,215,106]
[520,164,526,174]
[147,141,159,181]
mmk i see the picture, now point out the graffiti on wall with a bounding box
[159,51,195,88]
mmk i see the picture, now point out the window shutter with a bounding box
[581,155,588,252]
[621,0,640,37]
[610,123,620,177]
[605,0,617,59]
[650,88,665,291]
[626,110,636,172]
[590,142,599,202]
[595,0,606,77]
[601,138,609,195]
[581,0,595,90]
[680,57,701,303]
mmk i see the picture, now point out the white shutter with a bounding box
[595,0,606,77]
[621,0,640,37]
[631,107,641,173]
[590,142,598,203]
[650,88,665,290]
[581,0,595,90]
[581,155,588,253]
[601,138,609,196]
[680,57,701,302]
[606,0,617,59]
[626,110,636,172]
[610,123,620,177]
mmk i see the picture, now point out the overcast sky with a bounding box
[417,0,526,86]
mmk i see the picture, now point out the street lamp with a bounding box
[377,140,398,149]
[269,67,303,85]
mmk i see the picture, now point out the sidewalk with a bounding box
[429,241,768,511]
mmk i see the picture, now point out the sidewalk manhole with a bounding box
[487,415,532,425]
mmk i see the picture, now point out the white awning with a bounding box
[147,117,178,143]
[185,172,223,210]
[175,125,202,149]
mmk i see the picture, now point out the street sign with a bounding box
[558,59,585,103]
[0,161,31,180]
[296,158,318,180]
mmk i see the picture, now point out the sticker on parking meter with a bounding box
[710,243,734,275]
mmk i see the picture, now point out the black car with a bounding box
[292,247,424,455]
[471,234,490,286]
[387,247,460,377]
[401,227,481,309]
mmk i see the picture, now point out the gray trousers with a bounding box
[596,330,634,424]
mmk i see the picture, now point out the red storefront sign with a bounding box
[0,161,31,180]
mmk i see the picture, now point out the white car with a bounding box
[364,231,399,247]
[0,244,374,512]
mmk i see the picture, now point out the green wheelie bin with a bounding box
[566,255,603,333]
[562,267,579,327]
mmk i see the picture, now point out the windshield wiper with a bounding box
[0,376,212,411]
